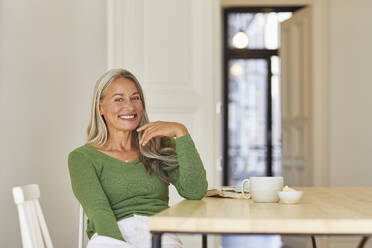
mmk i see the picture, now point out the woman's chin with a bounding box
[118,123,140,132]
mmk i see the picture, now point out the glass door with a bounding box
[228,59,268,186]
[223,9,295,186]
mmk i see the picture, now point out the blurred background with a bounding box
[1,0,372,247]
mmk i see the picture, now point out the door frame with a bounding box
[221,0,330,187]
[222,6,303,185]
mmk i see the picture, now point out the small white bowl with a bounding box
[278,191,303,204]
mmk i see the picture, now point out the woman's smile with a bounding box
[118,114,138,121]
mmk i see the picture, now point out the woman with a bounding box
[68,69,208,248]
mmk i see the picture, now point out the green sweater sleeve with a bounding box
[68,151,125,241]
[168,134,208,200]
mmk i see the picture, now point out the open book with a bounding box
[206,186,250,199]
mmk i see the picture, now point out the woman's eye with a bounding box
[115,98,124,102]
[131,96,140,101]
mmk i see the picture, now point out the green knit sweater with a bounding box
[68,134,207,242]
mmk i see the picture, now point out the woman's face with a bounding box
[99,77,143,133]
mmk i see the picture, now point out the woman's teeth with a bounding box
[119,115,135,119]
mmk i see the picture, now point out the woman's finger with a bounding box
[138,123,156,143]
[143,127,162,146]
[137,123,150,132]
[140,125,158,145]
[137,122,157,132]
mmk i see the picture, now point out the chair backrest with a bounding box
[12,184,54,248]
[78,204,86,248]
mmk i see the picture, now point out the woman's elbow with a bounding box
[182,182,208,200]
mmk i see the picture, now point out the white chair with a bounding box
[78,204,87,248]
[12,184,54,248]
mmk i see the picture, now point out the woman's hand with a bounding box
[136,121,189,146]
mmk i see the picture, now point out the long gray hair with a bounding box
[87,69,178,183]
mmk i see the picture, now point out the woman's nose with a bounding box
[122,99,135,109]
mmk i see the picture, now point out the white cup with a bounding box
[241,177,283,202]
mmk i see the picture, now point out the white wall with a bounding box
[329,0,372,186]
[0,0,107,246]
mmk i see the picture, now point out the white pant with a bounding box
[87,214,183,248]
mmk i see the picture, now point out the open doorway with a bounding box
[222,6,309,248]
[222,6,303,187]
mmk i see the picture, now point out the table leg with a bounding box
[152,232,162,248]
[202,234,207,248]
[357,236,369,248]
[311,236,317,248]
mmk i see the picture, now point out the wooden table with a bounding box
[149,187,372,248]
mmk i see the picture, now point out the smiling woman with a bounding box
[67,69,208,248]
[98,77,143,142]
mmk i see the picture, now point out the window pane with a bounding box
[271,55,280,75]
[271,56,282,176]
[228,12,292,49]
[228,59,267,186]
[271,75,281,176]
